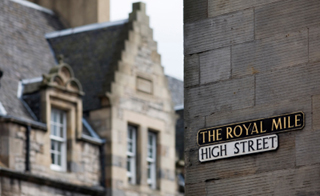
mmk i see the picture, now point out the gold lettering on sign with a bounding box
[260,121,266,133]
[243,123,251,136]
[216,129,222,141]
[251,122,259,134]
[200,131,207,143]
[288,116,294,128]
[272,118,282,131]
[295,114,301,127]
[226,127,233,139]
[234,125,242,137]
[197,112,304,146]
[208,130,215,142]
[284,117,286,129]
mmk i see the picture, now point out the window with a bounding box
[147,131,157,189]
[127,125,137,184]
[50,108,67,171]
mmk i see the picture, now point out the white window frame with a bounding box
[50,108,67,172]
[127,125,137,184]
[147,131,157,189]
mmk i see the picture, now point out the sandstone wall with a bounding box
[0,122,101,187]
[184,0,320,195]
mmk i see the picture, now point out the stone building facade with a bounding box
[0,0,183,195]
[184,0,320,195]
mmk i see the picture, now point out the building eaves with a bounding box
[82,118,105,145]
[45,19,129,39]
[0,114,47,130]
[9,0,54,15]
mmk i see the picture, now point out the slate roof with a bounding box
[46,20,130,112]
[0,0,64,120]
[166,75,184,108]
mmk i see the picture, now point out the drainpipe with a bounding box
[25,125,31,172]
[99,142,106,188]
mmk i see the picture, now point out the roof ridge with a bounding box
[45,19,129,39]
[9,0,54,15]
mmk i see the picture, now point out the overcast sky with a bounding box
[110,0,183,81]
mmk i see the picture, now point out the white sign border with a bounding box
[199,134,279,162]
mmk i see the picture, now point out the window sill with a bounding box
[50,164,66,172]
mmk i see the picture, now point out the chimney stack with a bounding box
[28,0,110,28]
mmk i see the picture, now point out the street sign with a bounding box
[197,112,304,146]
[199,134,278,162]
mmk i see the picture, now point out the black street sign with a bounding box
[197,112,304,146]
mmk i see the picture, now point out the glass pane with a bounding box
[148,148,153,158]
[60,111,64,124]
[127,157,131,172]
[57,142,61,153]
[148,162,151,179]
[149,135,153,145]
[57,153,61,166]
[128,141,132,153]
[53,110,57,123]
[51,152,55,164]
[128,129,132,139]
[51,140,55,150]
[60,126,64,138]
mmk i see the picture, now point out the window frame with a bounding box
[50,108,67,172]
[147,131,157,189]
[127,125,137,184]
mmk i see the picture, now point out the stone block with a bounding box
[205,164,320,195]
[185,182,206,196]
[184,9,254,54]
[185,76,254,119]
[184,116,205,151]
[200,46,230,84]
[185,131,296,184]
[255,0,320,39]
[312,94,320,130]
[184,0,207,24]
[206,97,312,131]
[232,29,308,78]
[184,54,199,87]
[309,25,320,63]
[256,62,320,106]
[208,0,281,18]
[296,130,320,166]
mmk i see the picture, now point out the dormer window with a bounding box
[50,108,67,171]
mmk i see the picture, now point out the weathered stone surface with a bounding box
[200,47,230,84]
[185,76,254,119]
[309,25,320,63]
[184,116,205,152]
[208,0,281,18]
[184,0,207,24]
[206,97,312,131]
[206,165,320,196]
[185,131,297,184]
[185,182,206,196]
[184,9,254,54]
[256,62,320,106]
[255,0,320,39]
[296,131,320,166]
[232,29,308,77]
[184,54,199,87]
[312,94,320,130]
